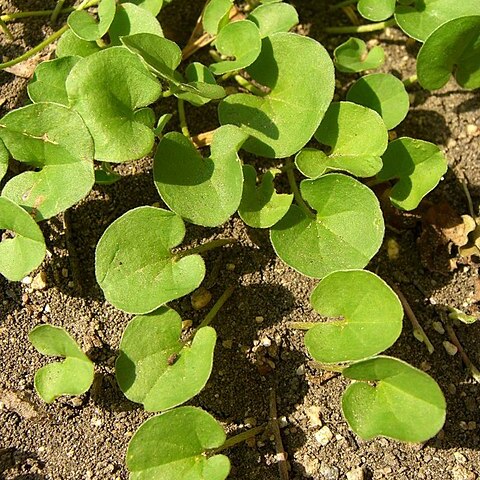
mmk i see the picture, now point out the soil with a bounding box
[1,1,480,479]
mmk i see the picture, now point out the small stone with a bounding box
[255,316,264,323]
[181,319,193,330]
[305,405,322,427]
[454,452,467,464]
[70,397,83,408]
[260,336,271,347]
[448,384,457,395]
[466,124,479,137]
[468,421,476,430]
[432,321,445,334]
[278,416,288,428]
[319,464,339,480]
[460,421,469,430]
[21,276,32,285]
[244,417,257,427]
[443,341,458,356]
[315,426,333,446]
[191,287,212,310]
[346,467,365,480]
[226,263,235,271]
[420,361,432,372]
[386,238,400,260]
[452,464,476,480]
[91,417,103,427]
[44,304,51,313]
[222,339,233,349]
[31,271,47,290]
[296,364,305,376]
[447,138,457,149]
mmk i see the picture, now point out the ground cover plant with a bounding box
[0,0,479,478]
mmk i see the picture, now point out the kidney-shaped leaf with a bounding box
[66,47,162,162]
[219,32,334,158]
[417,16,480,91]
[129,0,164,15]
[346,73,409,130]
[28,56,80,105]
[0,197,46,281]
[305,270,403,363]
[154,125,247,227]
[127,406,230,480]
[270,174,384,278]
[29,324,94,403]
[334,37,384,73]
[56,29,102,58]
[377,137,448,211]
[248,2,298,38]
[209,20,262,75]
[342,356,446,442]
[358,0,395,21]
[203,0,233,35]
[116,307,216,411]
[295,102,387,178]
[0,138,8,182]
[0,103,94,220]
[238,165,292,228]
[95,206,205,314]
[68,0,116,41]
[395,0,480,42]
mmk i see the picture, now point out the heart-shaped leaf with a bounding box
[346,73,409,130]
[0,138,8,182]
[128,0,164,15]
[29,324,94,403]
[395,0,480,42]
[127,407,230,480]
[270,174,384,278]
[28,56,80,105]
[176,63,225,106]
[116,307,216,411]
[0,197,46,281]
[66,47,162,162]
[219,32,334,158]
[358,0,395,21]
[238,165,293,228]
[209,20,262,75]
[68,0,116,41]
[0,103,95,220]
[305,270,403,363]
[154,125,247,227]
[334,37,385,73]
[377,137,448,210]
[109,2,164,45]
[56,29,101,58]
[295,101,387,178]
[203,0,233,35]
[95,206,205,314]
[248,2,298,38]
[417,15,480,90]
[342,356,446,442]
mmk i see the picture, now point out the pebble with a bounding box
[466,124,479,137]
[454,452,467,464]
[191,287,212,310]
[452,465,476,480]
[222,339,233,349]
[443,341,458,356]
[31,271,47,290]
[255,316,264,323]
[260,336,271,347]
[346,467,365,480]
[305,405,322,427]
[91,417,103,427]
[319,464,339,480]
[296,364,305,376]
[181,319,193,330]
[315,426,333,446]
[21,276,32,285]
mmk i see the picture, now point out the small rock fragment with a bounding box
[315,426,333,446]
[31,271,47,290]
[21,276,32,285]
[346,467,365,480]
[255,316,264,323]
[191,287,212,310]
[181,319,193,330]
[319,464,339,480]
[386,238,400,260]
[443,341,458,356]
[222,339,233,349]
[466,124,479,137]
[454,452,467,464]
[296,364,305,376]
[305,405,322,427]
[452,464,476,480]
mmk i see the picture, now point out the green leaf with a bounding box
[395,0,480,42]
[334,37,385,73]
[248,2,298,38]
[95,206,205,314]
[417,16,480,90]
[128,0,164,15]
[0,197,46,281]
[377,137,448,211]
[29,324,94,404]
[346,73,410,130]
[0,103,94,220]
[209,20,262,75]
[342,356,446,442]
[109,2,164,46]
[28,56,80,105]
[95,162,122,185]
[116,307,216,411]
[154,126,247,227]
[238,165,293,228]
[270,174,384,278]
[153,113,172,136]
[203,0,233,35]
[295,101,387,178]
[68,0,116,41]
[56,29,102,58]
[219,33,334,158]
[127,407,230,480]
[0,138,8,182]
[358,0,395,21]
[66,47,162,162]
[176,63,225,106]
[305,270,403,363]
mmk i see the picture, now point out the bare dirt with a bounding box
[1,1,480,479]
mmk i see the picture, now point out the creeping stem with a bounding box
[285,158,315,219]
[325,18,396,34]
[177,99,191,138]
[175,238,236,260]
[51,0,66,22]
[212,425,266,453]
[198,286,235,330]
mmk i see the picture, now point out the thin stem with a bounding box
[403,74,418,87]
[285,158,315,219]
[51,0,66,22]
[213,425,266,453]
[460,175,475,218]
[325,18,396,33]
[234,75,267,96]
[175,238,236,260]
[1,0,98,21]
[391,284,434,354]
[330,0,357,10]
[0,24,69,70]
[269,389,289,480]
[311,362,345,373]
[197,286,235,330]
[177,99,190,138]
[0,18,13,40]
[286,321,316,330]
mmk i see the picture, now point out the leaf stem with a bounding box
[51,0,66,22]
[285,158,315,219]
[213,425,266,453]
[286,321,316,330]
[198,285,235,330]
[234,75,267,96]
[325,18,396,33]
[177,99,190,138]
[191,129,215,148]
[175,238,236,260]
[1,0,99,21]
[0,18,13,40]
[330,0,357,10]
[403,74,418,87]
